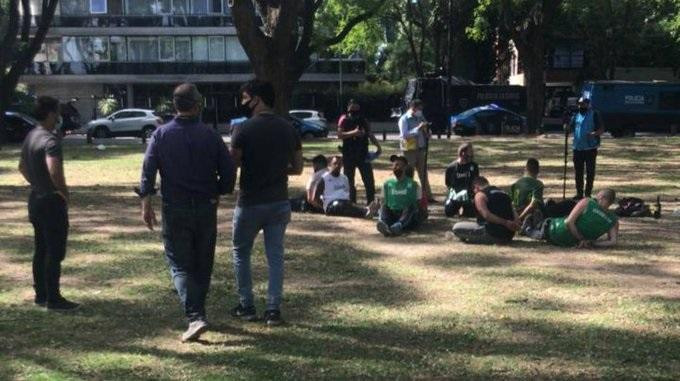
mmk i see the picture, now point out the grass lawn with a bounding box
[1,135,679,380]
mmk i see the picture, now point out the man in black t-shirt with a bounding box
[337,100,380,204]
[230,80,303,326]
[19,96,79,310]
[451,177,520,244]
[444,143,479,217]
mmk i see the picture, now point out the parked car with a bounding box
[450,104,526,136]
[85,109,162,141]
[288,116,328,139]
[289,109,328,130]
[0,111,38,143]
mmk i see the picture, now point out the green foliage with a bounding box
[97,96,119,117]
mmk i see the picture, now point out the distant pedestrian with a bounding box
[399,99,434,202]
[566,97,604,199]
[337,100,381,204]
[230,80,303,326]
[138,83,236,342]
[19,96,79,310]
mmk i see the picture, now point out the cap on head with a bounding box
[173,83,203,112]
[578,96,590,104]
[390,154,408,165]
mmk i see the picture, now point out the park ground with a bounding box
[0,135,679,380]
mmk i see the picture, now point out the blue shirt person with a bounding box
[567,97,604,199]
[138,83,235,342]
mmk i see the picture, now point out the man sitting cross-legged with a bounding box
[511,158,544,229]
[290,154,328,213]
[451,176,520,244]
[376,155,421,237]
[523,189,619,248]
[311,156,379,218]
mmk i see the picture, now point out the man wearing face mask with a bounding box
[311,156,379,218]
[376,155,421,237]
[566,97,604,199]
[19,96,79,311]
[230,80,303,327]
[444,143,479,218]
[337,100,380,204]
[398,99,434,202]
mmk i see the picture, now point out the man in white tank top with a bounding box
[311,156,379,218]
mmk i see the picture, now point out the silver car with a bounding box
[86,109,162,140]
[289,109,327,130]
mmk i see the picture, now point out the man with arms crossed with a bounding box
[230,80,303,326]
[524,189,618,248]
[139,83,235,342]
[19,96,78,310]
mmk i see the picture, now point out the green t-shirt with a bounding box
[383,177,418,211]
[510,176,544,211]
[548,198,618,247]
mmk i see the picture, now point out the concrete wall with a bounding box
[27,82,104,123]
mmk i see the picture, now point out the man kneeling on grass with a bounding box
[376,155,421,237]
[523,189,619,248]
[311,156,379,218]
[451,176,520,244]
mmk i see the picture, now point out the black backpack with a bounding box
[615,197,651,217]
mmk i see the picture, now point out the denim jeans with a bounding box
[28,192,69,302]
[232,200,291,311]
[452,221,499,244]
[162,199,217,322]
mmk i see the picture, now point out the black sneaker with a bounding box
[230,304,257,321]
[264,309,283,326]
[377,221,392,237]
[34,296,46,307]
[47,297,80,311]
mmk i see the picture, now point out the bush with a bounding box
[97,96,119,117]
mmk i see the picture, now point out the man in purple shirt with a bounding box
[138,83,235,342]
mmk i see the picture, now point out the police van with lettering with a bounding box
[581,81,680,137]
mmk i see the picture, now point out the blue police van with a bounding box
[581,81,680,137]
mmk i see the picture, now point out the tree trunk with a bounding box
[515,36,545,134]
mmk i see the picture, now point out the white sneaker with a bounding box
[366,200,380,218]
[181,319,209,342]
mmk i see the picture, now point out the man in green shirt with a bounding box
[524,189,619,248]
[377,155,420,236]
[511,158,544,223]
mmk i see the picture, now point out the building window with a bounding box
[92,37,110,61]
[128,37,159,62]
[192,36,208,61]
[108,0,123,14]
[126,0,154,15]
[152,0,172,14]
[173,0,190,14]
[61,0,89,14]
[192,0,208,14]
[62,37,94,62]
[160,37,175,61]
[90,0,107,14]
[46,39,61,62]
[110,36,126,61]
[208,36,225,61]
[553,47,584,69]
[226,36,248,62]
[175,37,192,61]
[35,44,48,62]
[210,0,222,13]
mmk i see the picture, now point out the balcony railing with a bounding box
[37,15,234,28]
[25,60,366,76]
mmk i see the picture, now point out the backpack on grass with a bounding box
[615,197,651,217]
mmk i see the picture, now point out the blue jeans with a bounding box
[162,200,217,322]
[232,200,291,311]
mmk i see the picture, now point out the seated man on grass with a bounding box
[311,156,378,218]
[451,176,520,244]
[377,155,421,237]
[444,143,479,218]
[290,154,327,213]
[511,158,544,225]
[523,189,619,248]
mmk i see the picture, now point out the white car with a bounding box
[289,109,327,129]
[85,109,162,140]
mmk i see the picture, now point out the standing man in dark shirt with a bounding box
[337,100,381,204]
[444,143,479,217]
[139,83,235,342]
[19,96,78,311]
[230,80,303,326]
[451,177,520,244]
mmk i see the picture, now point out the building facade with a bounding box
[22,0,365,123]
